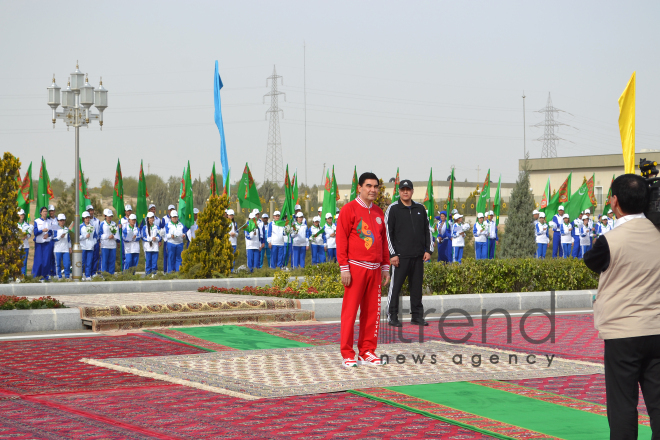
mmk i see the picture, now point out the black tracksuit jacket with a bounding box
[384,200,434,258]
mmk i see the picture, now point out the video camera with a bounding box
[640,158,660,226]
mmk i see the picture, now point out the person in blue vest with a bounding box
[451,213,466,263]
[32,207,53,280]
[160,205,175,273]
[551,206,565,258]
[560,214,573,258]
[165,210,187,273]
[52,214,72,279]
[267,211,286,268]
[435,211,451,262]
[486,211,498,259]
[122,213,141,271]
[473,213,488,260]
[99,209,120,274]
[535,213,549,259]
[79,211,98,281]
[308,216,326,265]
[86,205,102,277]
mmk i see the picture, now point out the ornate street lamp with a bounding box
[47,61,108,281]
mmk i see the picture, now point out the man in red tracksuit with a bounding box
[336,172,391,368]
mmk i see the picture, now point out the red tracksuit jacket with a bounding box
[336,197,390,272]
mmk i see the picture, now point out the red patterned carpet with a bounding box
[0,335,494,439]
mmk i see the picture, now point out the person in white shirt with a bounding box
[226,209,237,272]
[244,213,261,273]
[122,213,141,271]
[186,208,199,246]
[579,215,595,258]
[607,209,616,228]
[535,213,550,259]
[79,211,98,280]
[120,204,133,268]
[18,209,33,276]
[259,213,269,268]
[160,204,175,273]
[532,209,540,226]
[560,214,573,258]
[47,205,58,277]
[165,210,187,273]
[142,212,161,275]
[472,213,488,260]
[86,204,101,276]
[451,214,467,263]
[267,211,286,268]
[486,210,498,259]
[290,212,309,269]
[597,215,613,237]
[308,216,326,265]
[99,209,120,274]
[32,206,52,279]
[324,213,337,262]
[53,214,72,279]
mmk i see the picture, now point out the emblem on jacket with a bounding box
[357,218,374,249]
[376,217,382,224]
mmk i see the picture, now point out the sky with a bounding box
[2,1,660,188]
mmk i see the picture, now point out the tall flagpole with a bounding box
[304,41,308,186]
[522,91,527,157]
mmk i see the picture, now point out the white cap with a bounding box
[608,209,613,214]
[262,213,269,218]
[82,211,90,218]
[584,209,590,214]
[18,209,25,215]
[532,210,539,215]
[451,209,458,214]
[477,213,484,218]
[248,213,255,219]
[325,213,333,219]
[48,205,55,211]
[296,212,304,218]
[170,210,179,217]
[193,208,199,214]
[294,204,301,210]
[457,214,464,219]
[57,213,66,220]
[273,210,281,216]
[313,216,320,222]
[129,214,137,220]
[148,204,156,209]
[124,204,132,211]
[318,207,322,211]
[252,208,259,214]
[147,212,155,218]
[227,209,235,215]
[104,209,113,216]
[168,204,175,210]
[539,213,546,218]
[563,213,569,219]
[558,205,565,211]
[488,211,494,216]
[86,204,94,211]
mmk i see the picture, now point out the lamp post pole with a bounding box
[47,61,108,281]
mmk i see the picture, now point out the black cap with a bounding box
[399,180,413,189]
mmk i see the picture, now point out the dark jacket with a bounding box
[384,200,434,258]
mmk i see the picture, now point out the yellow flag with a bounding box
[618,72,636,174]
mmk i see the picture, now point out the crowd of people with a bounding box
[432,209,499,263]
[18,203,199,281]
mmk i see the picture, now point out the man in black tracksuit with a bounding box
[384,180,434,327]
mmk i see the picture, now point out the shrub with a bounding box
[2,153,24,283]
[0,295,67,310]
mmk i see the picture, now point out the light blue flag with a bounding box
[214,60,229,184]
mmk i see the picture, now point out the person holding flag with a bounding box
[79,211,98,281]
[551,206,566,258]
[324,213,337,263]
[18,209,33,276]
[290,212,309,269]
[244,212,261,273]
[86,205,102,276]
[308,216,326,265]
[165,210,187,273]
[142,212,161,275]
[32,207,53,279]
[435,211,451,263]
[472,213,488,260]
[122,214,141,271]
[486,210,498,259]
[267,211,286,268]
[535,213,550,259]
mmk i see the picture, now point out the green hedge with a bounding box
[423,258,598,295]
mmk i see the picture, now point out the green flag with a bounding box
[178,161,195,228]
[539,177,551,214]
[492,174,502,258]
[275,166,294,226]
[78,159,91,220]
[136,160,149,225]
[447,167,455,215]
[422,168,434,223]
[112,159,125,219]
[236,163,261,211]
[292,172,299,207]
[332,166,339,206]
[349,166,357,202]
[565,174,596,221]
[545,173,571,221]
[321,169,337,223]
[246,217,258,232]
[34,157,54,219]
[603,174,615,215]
[221,168,231,198]
[210,162,218,197]
[476,169,491,214]
[18,162,33,221]
[391,168,400,203]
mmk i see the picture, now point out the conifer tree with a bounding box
[499,158,536,259]
[3,153,25,282]
[181,194,234,278]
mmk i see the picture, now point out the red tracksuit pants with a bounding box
[340,265,382,359]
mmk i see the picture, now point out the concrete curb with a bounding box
[0,309,84,333]
[4,278,275,296]
[299,290,597,320]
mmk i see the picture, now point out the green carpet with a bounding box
[174,325,314,350]
[387,382,652,440]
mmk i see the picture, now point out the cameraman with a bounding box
[584,174,660,439]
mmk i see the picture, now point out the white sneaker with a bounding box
[342,357,358,368]
[358,351,386,366]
